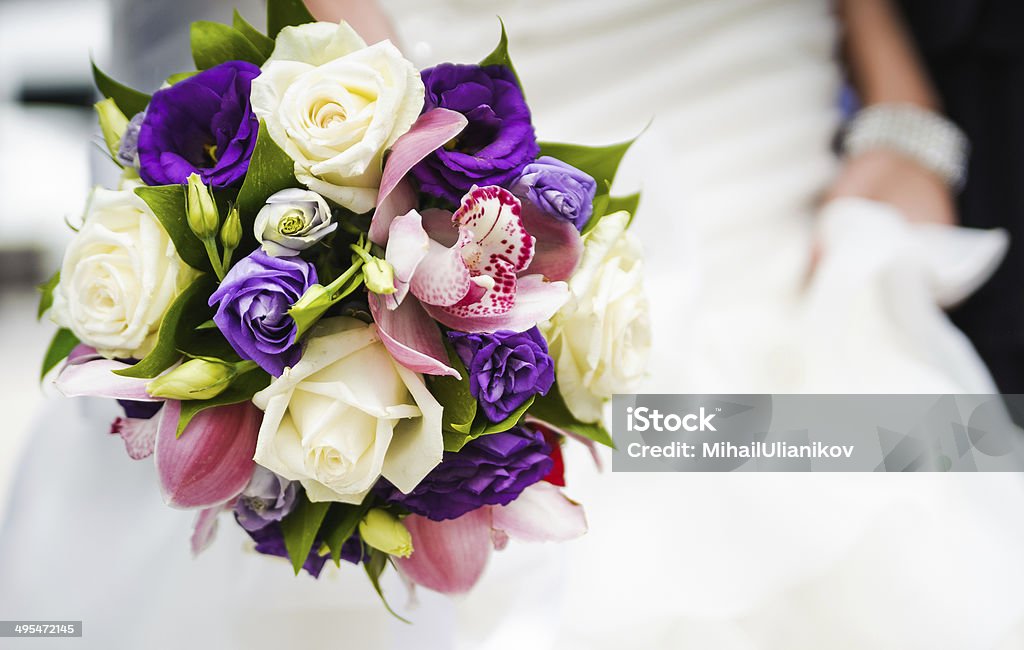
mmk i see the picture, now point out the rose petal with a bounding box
[380,360,444,493]
[521,203,584,281]
[155,400,259,509]
[395,508,492,594]
[369,294,460,377]
[424,275,569,333]
[55,358,160,401]
[110,415,159,460]
[369,108,469,244]
[490,481,588,543]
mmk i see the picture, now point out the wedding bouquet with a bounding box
[38,0,650,610]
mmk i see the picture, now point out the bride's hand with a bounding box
[826,149,957,226]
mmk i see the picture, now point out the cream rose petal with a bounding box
[270,21,367,66]
[250,318,443,503]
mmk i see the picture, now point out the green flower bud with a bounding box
[358,509,413,558]
[146,358,236,400]
[95,98,129,157]
[220,204,242,251]
[362,257,396,295]
[185,173,220,240]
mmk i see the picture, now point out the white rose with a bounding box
[50,187,197,359]
[251,317,442,504]
[542,211,652,423]
[254,188,336,256]
[251,22,425,214]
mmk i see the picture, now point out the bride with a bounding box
[3,0,1024,647]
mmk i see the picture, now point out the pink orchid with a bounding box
[395,481,587,595]
[384,186,570,335]
[365,108,582,376]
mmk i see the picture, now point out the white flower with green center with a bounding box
[253,188,337,257]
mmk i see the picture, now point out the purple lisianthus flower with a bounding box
[511,156,597,231]
[377,426,553,521]
[411,63,539,203]
[138,61,260,187]
[448,327,555,423]
[116,112,145,168]
[240,519,365,578]
[234,466,299,532]
[208,250,317,376]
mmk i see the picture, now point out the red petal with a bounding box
[540,428,566,487]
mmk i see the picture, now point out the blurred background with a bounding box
[0,0,108,521]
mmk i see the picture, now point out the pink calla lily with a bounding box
[396,482,587,594]
[395,508,493,595]
[155,400,259,509]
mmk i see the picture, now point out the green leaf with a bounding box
[37,271,60,320]
[267,0,315,39]
[364,550,411,623]
[190,21,266,70]
[91,61,151,117]
[323,503,369,566]
[426,347,476,436]
[530,385,615,448]
[583,188,642,235]
[280,496,331,576]
[443,395,535,452]
[479,18,522,90]
[135,185,210,271]
[607,192,641,223]
[114,276,215,379]
[538,137,637,198]
[41,329,79,381]
[474,396,534,436]
[233,10,276,59]
[166,70,199,85]
[175,369,271,436]
[236,121,297,219]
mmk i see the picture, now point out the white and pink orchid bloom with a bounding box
[395,481,587,595]
[364,107,582,375]
[384,185,571,335]
[54,351,258,509]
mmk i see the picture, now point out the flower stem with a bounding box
[203,237,225,280]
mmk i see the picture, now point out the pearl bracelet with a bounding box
[843,103,969,190]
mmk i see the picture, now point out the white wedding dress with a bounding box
[4,0,1024,648]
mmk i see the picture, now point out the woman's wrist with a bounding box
[842,103,969,190]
